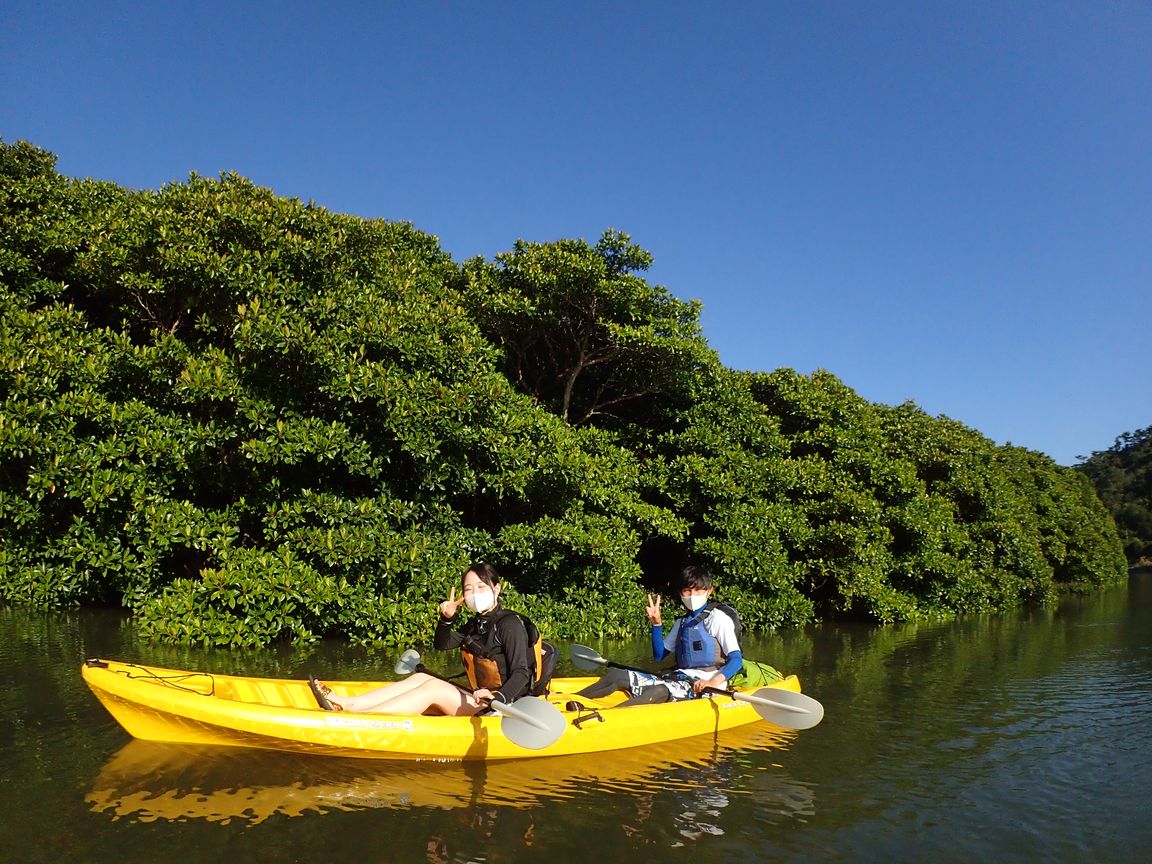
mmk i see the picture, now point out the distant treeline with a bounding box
[0,140,1128,647]
[1077,427,1152,565]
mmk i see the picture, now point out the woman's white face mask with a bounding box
[465,587,496,614]
[681,592,709,612]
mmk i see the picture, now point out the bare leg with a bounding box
[321,672,437,712]
[350,677,483,716]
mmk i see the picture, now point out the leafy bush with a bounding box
[0,139,1128,647]
[1077,426,1152,565]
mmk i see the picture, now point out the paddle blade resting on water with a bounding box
[568,643,647,674]
[394,649,422,676]
[732,687,825,730]
[492,697,568,750]
[568,643,609,672]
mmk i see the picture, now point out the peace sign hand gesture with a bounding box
[440,586,462,619]
[645,593,662,626]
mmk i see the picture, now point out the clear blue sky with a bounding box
[4,2,1149,465]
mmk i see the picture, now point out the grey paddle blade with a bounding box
[493,696,567,750]
[568,643,608,672]
[393,649,422,676]
[741,687,825,730]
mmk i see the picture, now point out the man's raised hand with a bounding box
[645,593,662,626]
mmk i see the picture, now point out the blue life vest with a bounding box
[675,611,721,668]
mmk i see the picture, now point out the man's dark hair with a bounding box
[675,564,714,592]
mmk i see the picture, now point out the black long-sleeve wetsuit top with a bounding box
[433,605,534,703]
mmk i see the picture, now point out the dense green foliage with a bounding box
[1076,426,1152,564]
[0,140,1127,647]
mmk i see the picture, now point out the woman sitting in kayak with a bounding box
[309,563,536,714]
[575,565,744,705]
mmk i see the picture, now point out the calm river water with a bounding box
[2,574,1149,864]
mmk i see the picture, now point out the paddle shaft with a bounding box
[605,661,760,701]
[572,646,704,686]
[589,659,812,715]
[703,686,810,715]
[569,643,823,730]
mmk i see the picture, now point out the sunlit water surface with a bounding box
[2,575,1149,863]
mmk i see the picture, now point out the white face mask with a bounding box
[465,587,496,614]
[681,593,709,612]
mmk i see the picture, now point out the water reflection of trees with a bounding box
[738,579,1145,840]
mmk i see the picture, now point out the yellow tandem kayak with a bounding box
[82,658,813,761]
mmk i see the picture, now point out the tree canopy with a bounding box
[459,230,709,429]
[0,140,1128,647]
[1076,426,1152,565]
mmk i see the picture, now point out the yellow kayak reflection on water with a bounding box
[87,722,814,826]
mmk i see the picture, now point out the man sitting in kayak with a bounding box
[575,565,744,705]
[309,563,536,714]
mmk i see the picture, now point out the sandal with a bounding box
[308,676,343,711]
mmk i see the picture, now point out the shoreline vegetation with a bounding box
[0,139,1130,648]
[1075,426,1152,567]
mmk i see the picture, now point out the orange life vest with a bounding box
[459,610,553,696]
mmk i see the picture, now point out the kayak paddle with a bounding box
[702,686,824,729]
[394,649,566,750]
[568,643,648,674]
[567,643,824,730]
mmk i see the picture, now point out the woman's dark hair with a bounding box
[463,562,501,589]
[675,565,714,592]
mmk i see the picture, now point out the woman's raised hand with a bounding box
[645,593,662,626]
[440,585,462,619]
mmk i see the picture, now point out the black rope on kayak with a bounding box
[114,662,216,696]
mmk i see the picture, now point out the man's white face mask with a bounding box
[681,593,709,612]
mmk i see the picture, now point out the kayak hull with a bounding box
[82,658,805,761]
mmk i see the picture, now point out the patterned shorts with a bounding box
[625,670,702,702]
